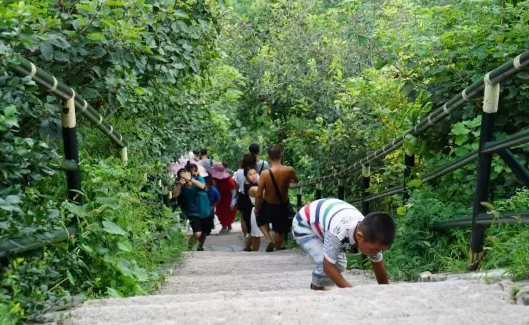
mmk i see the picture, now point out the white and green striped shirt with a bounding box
[294,199,382,264]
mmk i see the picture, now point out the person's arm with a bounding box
[172,179,185,197]
[211,189,220,212]
[229,178,237,210]
[323,231,352,288]
[371,259,389,284]
[323,257,352,288]
[290,167,300,184]
[189,177,206,190]
[230,188,237,210]
[254,171,267,216]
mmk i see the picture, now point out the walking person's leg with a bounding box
[257,201,275,252]
[188,217,203,250]
[273,232,283,250]
[197,217,213,251]
[271,209,290,250]
[251,237,261,251]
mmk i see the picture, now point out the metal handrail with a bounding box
[292,50,529,188]
[434,211,529,229]
[7,56,126,148]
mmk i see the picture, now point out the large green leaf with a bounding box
[40,42,54,60]
[102,221,128,236]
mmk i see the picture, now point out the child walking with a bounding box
[205,176,220,232]
[292,198,395,290]
[243,168,263,251]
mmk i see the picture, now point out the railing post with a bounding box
[403,150,415,201]
[470,77,499,269]
[337,179,345,200]
[297,187,303,210]
[361,164,370,269]
[361,165,370,215]
[62,93,81,202]
[122,147,128,165]
[316,183,323,200]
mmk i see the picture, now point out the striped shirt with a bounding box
[294,199,382,264]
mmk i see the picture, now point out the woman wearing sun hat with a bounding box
[210,162,238,233]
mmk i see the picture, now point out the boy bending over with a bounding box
[292,199,395,290]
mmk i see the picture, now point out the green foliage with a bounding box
[1,0,229,322]
[384,187,471,281]
[482,188,529,280]
[385,188,529,281]
[0,154,186,322]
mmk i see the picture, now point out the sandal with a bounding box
[266,242,275,252]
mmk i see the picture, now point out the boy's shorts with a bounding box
[292,213,347,287]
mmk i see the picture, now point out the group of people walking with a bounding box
[172,143,300,252]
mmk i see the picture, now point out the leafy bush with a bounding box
[483,188,529,280]
[0,155,186,322]
[383,187,471,281]
[383,187,529,281]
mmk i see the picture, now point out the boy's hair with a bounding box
[267,145,282,161]
[359,212,395,246]
[249,143,260,155]
[177,168,186,178]
[244,167,256,178]
[185,163,198,172]
[200,148,208,156]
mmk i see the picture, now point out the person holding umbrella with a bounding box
[210,163,237,233]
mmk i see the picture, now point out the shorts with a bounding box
[237,192,246,211]
[242,205,253,233]
[189,216,213,235]
[292,214,347,287]
[256,200,290,235]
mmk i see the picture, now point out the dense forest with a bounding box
[1,0,528,323]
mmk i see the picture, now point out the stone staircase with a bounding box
[57,223,529,325]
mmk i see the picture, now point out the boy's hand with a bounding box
[181,171,192,181]
[323,257,352,288]
[371,260,389,284]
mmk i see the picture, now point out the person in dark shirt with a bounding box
[173,164,211,251]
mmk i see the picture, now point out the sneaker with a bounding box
[219,227,229,234]
[228,224,233,231]
[310,283,330,291]
[197,247,205,251]
[266,242,275,252]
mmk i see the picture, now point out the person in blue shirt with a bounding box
[205,176,220,230]
[173,163,211,251]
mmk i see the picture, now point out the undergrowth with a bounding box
[0,154,186,323]
[382,187,529,281]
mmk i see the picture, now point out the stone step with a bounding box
[174,252,315,276]
[65,281,529,325]
[162,269,374,294]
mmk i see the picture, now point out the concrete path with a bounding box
[61,222,529,325]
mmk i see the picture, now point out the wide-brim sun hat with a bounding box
[209,163,231,179]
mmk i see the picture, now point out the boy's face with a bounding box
[356,232,389,256]
[247,169,257,183]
